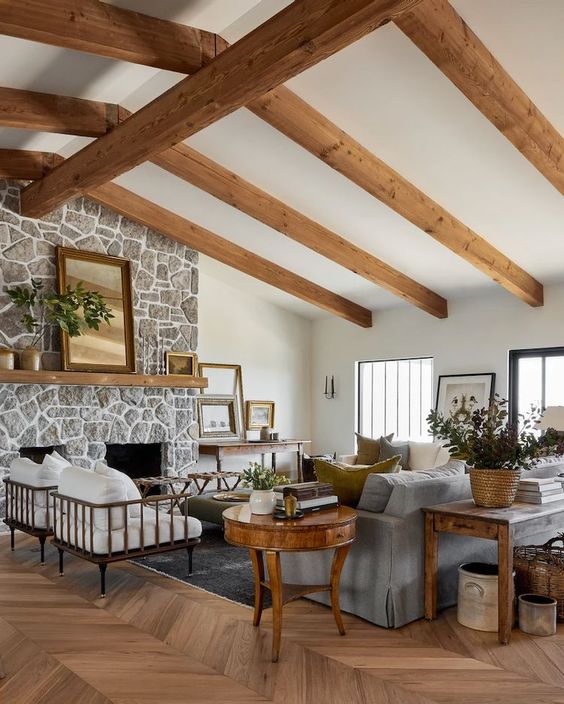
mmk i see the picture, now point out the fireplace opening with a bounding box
[105,443,162,495]
[19,446,61,463]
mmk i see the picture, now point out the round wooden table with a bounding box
[223,504,357,662]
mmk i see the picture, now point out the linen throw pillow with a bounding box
[95,462,143,517]
[408,441,442,471]
[379,436,409,467]
[355,432,393,465]
[314,455,401,507]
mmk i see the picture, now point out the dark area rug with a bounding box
[131,522,271,608]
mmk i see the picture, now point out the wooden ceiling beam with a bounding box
[19,0,423,217]
[151,141,448,318]
[394,0,563,194]
[87,182,373,328]
[0,149,61,180]
[0,0,218,74]
[248,86,544,307]
[0,86,118,137]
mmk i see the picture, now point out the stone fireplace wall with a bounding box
[0,180,200,513]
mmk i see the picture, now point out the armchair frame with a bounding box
[51,490,200,597]
[3,477,58,564]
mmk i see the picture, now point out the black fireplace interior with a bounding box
[19,446,59,463]
[105,443,162,492]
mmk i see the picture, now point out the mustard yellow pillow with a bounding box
[355,432,393,465]
[314,455,401,507]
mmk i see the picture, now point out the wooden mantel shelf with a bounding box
[0,370,208,389]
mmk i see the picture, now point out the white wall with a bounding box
[311,283,564,457]
[196,267,312,477]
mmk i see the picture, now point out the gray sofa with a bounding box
[280,458,564,628]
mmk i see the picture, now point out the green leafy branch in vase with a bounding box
[6,278,114,349]
[241,462,290,490]
[427,395,564,470]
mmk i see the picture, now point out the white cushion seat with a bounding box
[55,466,202,556]
[56,507,202,555]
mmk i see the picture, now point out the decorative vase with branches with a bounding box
[6,278,114,369]
[427,396,564,507]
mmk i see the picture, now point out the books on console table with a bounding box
[516,477,564,504]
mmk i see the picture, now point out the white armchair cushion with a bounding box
[57,507,202,555]
[58,466,128,530]
[10,456,63,487]
[95,461,142,517]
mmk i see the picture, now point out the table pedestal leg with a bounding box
[330,544,351,635]
[498,523,513,645]
[249,549,265,627]
[266,550,283,663]
[424,512,438,620]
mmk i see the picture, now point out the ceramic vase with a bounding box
[20,347,42,371]
[249,489,276,515]
[0,349,15,370]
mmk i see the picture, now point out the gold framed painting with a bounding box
[56,246,135,373]
[198,362,244,430]
[197,396,239,439]
[246,400,275,430]
[166,352,198,377]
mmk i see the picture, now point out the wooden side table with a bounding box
[223,505,357,662]
[424,498,564,644]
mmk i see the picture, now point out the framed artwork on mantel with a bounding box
[435,373,496,422]
[56,247,136,373]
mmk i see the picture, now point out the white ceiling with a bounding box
[0,0,563,321]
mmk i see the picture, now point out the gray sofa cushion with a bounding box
[379,436,409,467]
[384,474,471,519]
[357,460,466,514]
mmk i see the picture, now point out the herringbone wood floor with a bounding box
[3,533,564,703]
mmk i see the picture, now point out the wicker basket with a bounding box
[469,468,521,508]
[514,536,564,621]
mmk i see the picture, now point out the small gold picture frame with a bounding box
[197,396,239,439]
[246,400,275,430]
[165,351,198,377]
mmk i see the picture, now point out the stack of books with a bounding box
[273,481,338,513]
[515,477,564,504]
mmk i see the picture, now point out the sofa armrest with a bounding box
[337,454,358,465]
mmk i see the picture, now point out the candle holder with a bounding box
[323,375,336,400]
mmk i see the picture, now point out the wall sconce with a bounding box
[324,375,335,400]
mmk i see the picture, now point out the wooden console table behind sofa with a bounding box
[198,439,310,484]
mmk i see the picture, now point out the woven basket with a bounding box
[469,468,521,508]
[514,537,564,621]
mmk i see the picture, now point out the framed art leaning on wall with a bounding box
[56,246,136,373]
[435,373,496,422]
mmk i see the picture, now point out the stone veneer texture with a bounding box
[0,180,200,513]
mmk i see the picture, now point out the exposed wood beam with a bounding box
[0,0,218,74]
[0,95,445,317]
[0,149,61,180]
[394,0,563,194]
[0,86,118,137]
[20,0,422,217]
[88,183,372,328]
[248,86,544,307]
[151,142,448,319]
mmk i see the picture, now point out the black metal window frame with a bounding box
[508,346,564,426]
[356,356,433,439]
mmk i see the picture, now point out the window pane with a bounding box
[518,357,542,416]
[358,357,433,441]
[545,356,564,407]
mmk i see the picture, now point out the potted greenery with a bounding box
[6,278,113,371]
[242,462,289,515]
[428,397,564,508]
